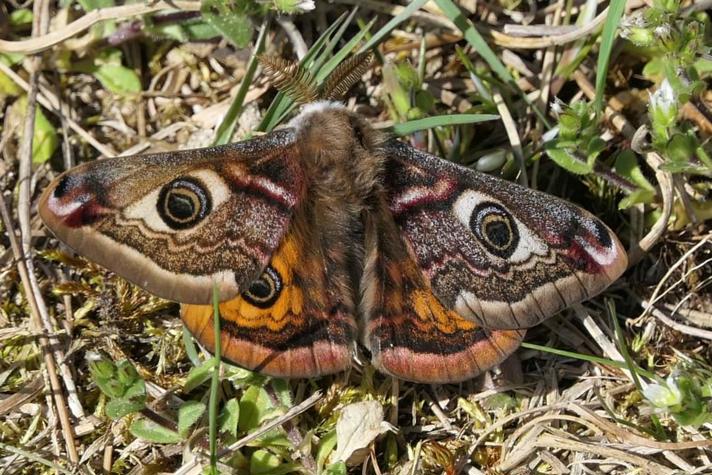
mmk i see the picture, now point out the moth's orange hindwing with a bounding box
[181,233,354,378]
[362,205,526,384]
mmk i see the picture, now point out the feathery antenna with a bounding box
[258,55,319,105]
[259,51,374,104]
[321,51,374,100]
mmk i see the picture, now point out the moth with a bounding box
[39,62,627,384]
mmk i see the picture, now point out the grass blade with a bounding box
[359,0,430,53]
[315,18,376,83]
[257,11,353,132]
[390,114,499,135]
[521,342,657,379]
[594,2,627,114]
[433,0,514,88]
[434,0,551,128]
[208,284,222,472]
[213,18,269,145]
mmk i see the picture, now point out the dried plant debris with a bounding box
[0,0,710,473]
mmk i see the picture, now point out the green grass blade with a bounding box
[521,342,657,379]
[309,7,359,73]
[262,15,376,130]
[434,0,551,128]
[182,326,201,367]
[359,0,430,53]
[609,298,645,391]
[594,0,627,114]
[208,284,222,472]
[390,114,499,135]
[315,18,376,83]
[433,0,514,88]
[257,11,353,132]
[213,18,269,145]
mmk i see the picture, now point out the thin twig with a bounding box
[639,233,712,321]
[534,433,674,475]
[14,0,81,464]
[493,90,527,186]
[0,1,201,54]
[641,301,712,340]
[0,61,116,157]
[491,7,610,49]
[336,0,609,49]
[0,193,79,463]
[503,24,578,36]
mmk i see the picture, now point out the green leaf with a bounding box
[643,57,666,81]
[178,401,206,437]
[615,150,656,190]
[10,96,59,163]
[693,56,712,75]
[88,358,115,380]
[666,133,697,165]
[182,325,201,367]
[92,64,141,94]
[0,52,25,67]
[546,147,594,175]
[0,71,21,97]
[116,360,140,386]
[106,397,146,419]
[201,0,253,48]
[250,449,281,474]
[122,379,147,401]
[149,23,188,42]
[238,386,274,432]
[130,419,183,444]
[323,462,348,475]
[248,449,300,475]
[391,114,499,136]
[316,429,337,471]
[182,21,221,41]
[618,188,656,209]
[143,14,220,43]
[183,357,218,393]
[218,398,240,436]
[31,103,59,164]
[269,379,293,407]
[9,9,33,26]
[90,359,146,416]
[98,379,126,399]
[594,0,627,114]
[414,89,435,113]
